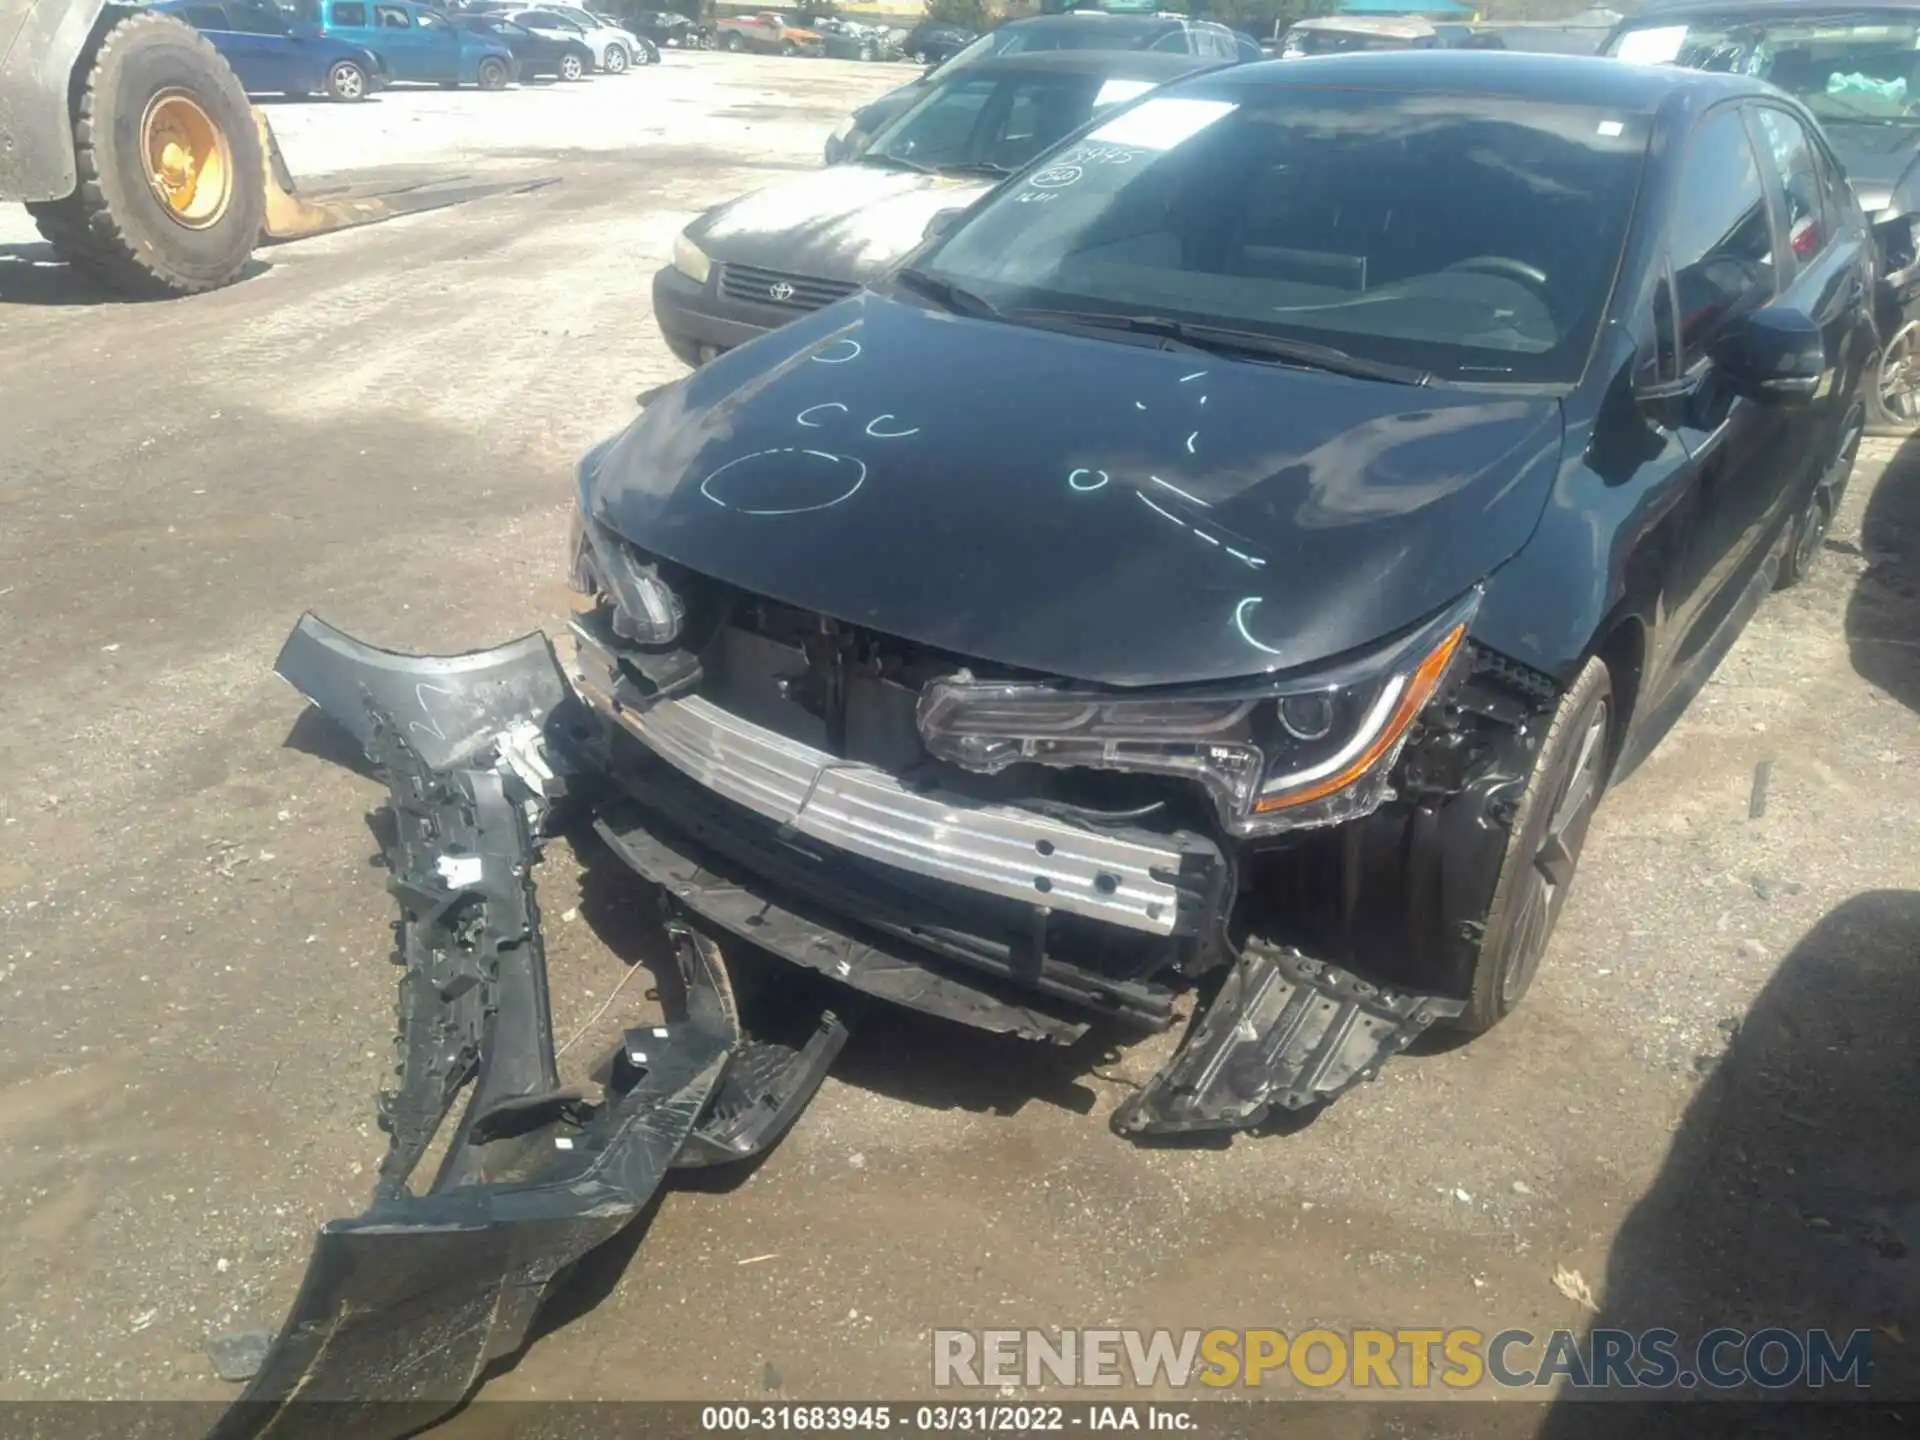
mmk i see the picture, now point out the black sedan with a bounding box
[1603,1,1920,429]
[655,50,1219,367]
[581,53,1876,1133]
[455,14,594,80]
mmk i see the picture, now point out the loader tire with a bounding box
[25,12,262,298]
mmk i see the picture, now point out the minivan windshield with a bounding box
[912,84,1651,385]
[1605,13,1920,125]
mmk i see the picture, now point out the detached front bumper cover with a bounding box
[217,616,844,1440]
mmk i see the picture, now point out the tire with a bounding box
[1448,656,1615,1035]
[477,57,510,91]
[912,48,929,64]
[605,43,630,74]
[23,13,262,298]
[326,59,368,102]
[559,52,585,81]
[639,41,660,65]
[1867,322,1920,436]
[781,40,796,56]
[1777,402,1863,590]
[724,32,744,52]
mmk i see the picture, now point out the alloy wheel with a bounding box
[1878,323,1920,427]
[1500,700,1610,1007]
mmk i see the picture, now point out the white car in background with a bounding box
[504,5,644,71]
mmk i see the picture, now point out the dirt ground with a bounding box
[3,50,1919,1427]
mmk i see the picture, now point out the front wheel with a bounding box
[1868,321,1920,436]
[781,40,796,55]
[723,32,744,52]
[476,57,510,91]
[26,11,264,297]
[326,59,368,102]
[604,42,629,74]
[1448,656,1614,1034]
[558,52,585,81]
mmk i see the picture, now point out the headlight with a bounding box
[915,592,1477,836]
[569,504,684,646]
[671,230,711,285]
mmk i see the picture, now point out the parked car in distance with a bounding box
[455,12,593,79]
[627,9,707,47]
[494,6,642,71]
[585,54,1877,1128]
[817,16,897,61]
[658,49,1221,366]
[898,20,975,64]
[826,10,1253,163]
[1278,17,1504,57]
[289,0,517,88]
[586,9,663,62]
[1602,0,1920,430]
[716,11,823,56]
[154,0,390,100]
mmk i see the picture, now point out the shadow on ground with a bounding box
[1536,890,1920,1437]
[1848,433,1920,715]
[0,241,271,307]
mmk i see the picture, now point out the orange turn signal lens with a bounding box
[1252,621,1468,813]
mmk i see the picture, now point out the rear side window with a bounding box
[1754,106,1833,264]
[1669,107,1776,360]
[331,2,369,24]
[229,0,287,32]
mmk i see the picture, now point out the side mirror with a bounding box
[922,207,962,245]
[1710,306,1825,404]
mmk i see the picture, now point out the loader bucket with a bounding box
[253,110,555,243]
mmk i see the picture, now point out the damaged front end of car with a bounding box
[559,497,1574,1138]
[217,615,847,1440]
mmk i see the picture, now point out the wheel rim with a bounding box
[334,64,364,99]
[1501,700,1610,1007]
[481,59,505,87]
[608,46,627,72]
[562,55,581,79]
[1879,325,1920,422]
[140,90,233,230]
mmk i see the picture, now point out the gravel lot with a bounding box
[2,50,1918,1427]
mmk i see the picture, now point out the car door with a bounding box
[368,3,426,80]
[324,1,382,72]
[410,5,462,79]
[224,0,311,92]
[1643,102,1795,693]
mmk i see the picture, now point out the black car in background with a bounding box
[1603,0,1920,429]
[826,10,1253,163]
[582,53,1877,1130]
[455,13,595,79]
[899,20,976,65]
[627,8,706,47]
[658,49,1219,366]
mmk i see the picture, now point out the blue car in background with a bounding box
[154,0,392,101]
[288,0,518,88]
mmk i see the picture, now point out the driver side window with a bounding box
[1668,107,1776,367]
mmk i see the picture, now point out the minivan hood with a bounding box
[584,295,1564,686]
[688,168,991,281]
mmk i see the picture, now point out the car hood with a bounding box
[688,168,992,281]
[583,295,1565,686]
[1823,120,1920,213]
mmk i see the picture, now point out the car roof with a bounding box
[1208,49,1767,111]
[996,13,1185,38]
[956,50,1222,81]
[1628,0,1920,16]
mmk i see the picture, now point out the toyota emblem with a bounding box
[768,281,795,302]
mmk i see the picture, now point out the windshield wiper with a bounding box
[1003,310,1434,386]
[890,267,1000,317]
[937,161,1014,178]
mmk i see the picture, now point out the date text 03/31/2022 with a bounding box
[700,1405,1197,1432]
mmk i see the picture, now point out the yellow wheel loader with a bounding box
[1,0,544,297]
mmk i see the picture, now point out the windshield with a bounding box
[912,85,1650,385]
[865,69,1156,175]
[1606,14,1920,124]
